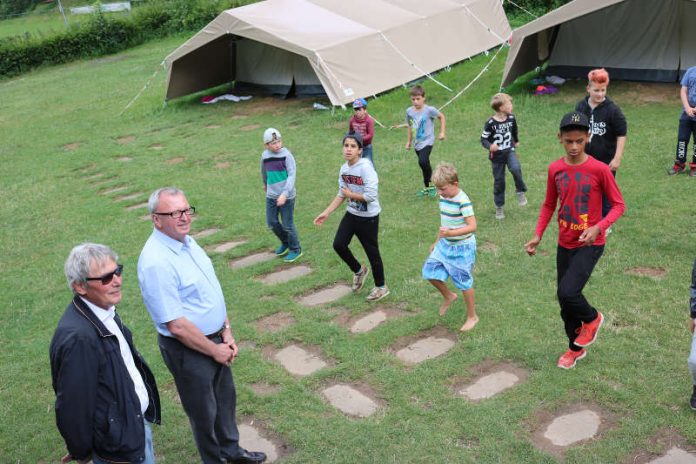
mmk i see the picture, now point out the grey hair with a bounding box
[147,187,185,214]
[64,243,118,291]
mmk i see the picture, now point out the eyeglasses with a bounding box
[153,207,196,219]
[86,264,123,285]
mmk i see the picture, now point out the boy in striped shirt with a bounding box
[422,163,479,331]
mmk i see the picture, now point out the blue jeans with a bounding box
[92,420,155,464]
[491,151,527,207]
[266,196,300,252]
[362,144,374,168]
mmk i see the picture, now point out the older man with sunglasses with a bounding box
[50,243,160,464]
[137,187,266,464]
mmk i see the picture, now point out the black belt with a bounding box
[206,325,225,340]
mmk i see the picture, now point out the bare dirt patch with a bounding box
[389,326,458,366]
[333,305,411,334]
[451,360,529,402]
[215,161,231,169]
[319,381,384,418]
[85,173,106,181]
[249,383,281,396]
[625,266,667,279]
[263,343,332,377]
[528,402,617,459]
[257,265,312,285]
[253,312,295,334]
[241,124,261,131]
[140,213,152,221]
[229,251,277,269]
[479,241,499,253]
[165,156,185,165]
[191,228,220,239]
[63,142,81,151]
[116,156,133,162]
[205,124,221,129]
[623,428,696,464]
[229,113,249,120]
[148,143,165,150]
[297,283,352,306]
[116,135,136,144]
[238,417,293,463]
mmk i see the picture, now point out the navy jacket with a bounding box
[50,296,161,463]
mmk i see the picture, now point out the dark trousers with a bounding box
[556,245,604,350]
[675,113,696,166]
[491,152,527,207]
[415,145,433,187]
[333,212,385,287]
[159,334,240,464]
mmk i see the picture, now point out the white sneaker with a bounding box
[495,206,505,220]
[352,265,369,292]
[516,191,528,206]
[366,286,390,302]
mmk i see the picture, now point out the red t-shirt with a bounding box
[535,155,625,248]
[348,114,375,146]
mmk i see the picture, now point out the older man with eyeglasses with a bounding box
[50,243,160,464]
[137,187,266,464]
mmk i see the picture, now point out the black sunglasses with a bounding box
[86,264,123,285]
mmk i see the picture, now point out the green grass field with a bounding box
[1,32,695,463]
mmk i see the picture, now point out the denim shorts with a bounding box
[422,237,476,290]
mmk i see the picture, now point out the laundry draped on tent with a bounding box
[164,0,511,106]
[501,0,696,87]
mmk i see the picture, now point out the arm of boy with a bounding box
[578,225,601,245]
[405,123,412,150]
[524,235,541,256]
[313,196,345,225]
[437,111,446,140]
[682,86,695,117]
[439,215,476,238]
[609,136,626,171]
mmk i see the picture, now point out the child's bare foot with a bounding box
[439,292,458,316]
[460,316,479,332]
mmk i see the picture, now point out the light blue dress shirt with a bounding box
[137,228,226,337]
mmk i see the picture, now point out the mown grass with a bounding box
[1,33,694,463]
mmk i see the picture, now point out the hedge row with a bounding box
[0,0,256,77]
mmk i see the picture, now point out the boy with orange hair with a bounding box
[575,68,627,220]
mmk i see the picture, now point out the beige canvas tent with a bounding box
[164,0,511,105]
[501,0,696,88]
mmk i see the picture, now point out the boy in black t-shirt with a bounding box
[480,93,528,220]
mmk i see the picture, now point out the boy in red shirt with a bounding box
[525,111,625,369]
[348,98,376,168]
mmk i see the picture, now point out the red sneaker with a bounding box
[574,311,604,347]
[557,348,586,369]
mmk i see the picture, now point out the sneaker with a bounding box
[351,265,369,292]
[495,206,505,220]
[283,250,303,263]
[427,186,438,197]
[557,348,587,369]
[516,191,528,206]
[605,226,613,235]
[668,164,686,176]
[275,244,289,257]
[574,311,604,347]
[366,286,390,302]
[690,163,696,177]
[690,386,696,411]
[416,188,429,197]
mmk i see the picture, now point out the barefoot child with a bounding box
[422,163,478,331]
[314,132,389,302]
[525,112,625,369]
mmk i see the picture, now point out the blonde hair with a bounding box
[490,92,512,111]
[431,162,459,187]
